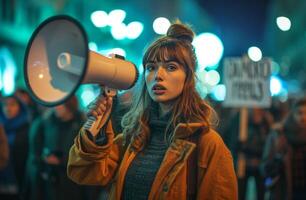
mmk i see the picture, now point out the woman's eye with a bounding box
[167,64,177,71]
[145,65,155,71]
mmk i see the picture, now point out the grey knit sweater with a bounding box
[122,109,171,200]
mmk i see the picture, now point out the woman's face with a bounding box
[2,97,20,119]
[145,60,186,105]
[294,105,306,128]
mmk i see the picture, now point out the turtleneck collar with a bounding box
[148,103,172,140]
[130,102,209,152]
[148,102,209,140]
[149,102,171,124]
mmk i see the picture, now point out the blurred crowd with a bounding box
[0,88,305,200]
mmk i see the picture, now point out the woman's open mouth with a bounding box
[152,84,166,95]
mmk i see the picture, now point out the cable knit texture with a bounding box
[122,106,171,200]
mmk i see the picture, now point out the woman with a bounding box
[68,22,238,200]
[261,97,306,200]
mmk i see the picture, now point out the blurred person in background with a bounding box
[211,99,239,149]
[224,107,272,200]
[269,97,291,130]
[24,95,100,200]
[0,95,30,200]
[238,108,273,200]
[15,88,43,120]
[261,97,306,200]
[0,125,9,170]
[23,112,45,200]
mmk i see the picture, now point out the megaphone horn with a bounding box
[24,15,139,107]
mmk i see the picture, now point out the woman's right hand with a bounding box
[86,94,113,119]
[84,90,113,137]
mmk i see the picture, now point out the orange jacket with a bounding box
[67,121,238,200]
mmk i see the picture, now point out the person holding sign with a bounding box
[237,108,272,200]
[67,22,238,199]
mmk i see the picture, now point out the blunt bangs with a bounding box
[143,39,189,68]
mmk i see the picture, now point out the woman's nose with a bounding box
[155,66,165,80]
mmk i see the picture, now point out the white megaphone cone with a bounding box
[24,15,138,106]
[24,15,139,134]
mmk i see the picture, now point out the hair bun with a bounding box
[166,22,194,43]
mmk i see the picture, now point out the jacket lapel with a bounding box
[148,139,196,199]
[147,123,205,199]
[116,123,205,200]
[115,147,136,200]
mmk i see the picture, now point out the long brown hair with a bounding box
[121,22,218,151]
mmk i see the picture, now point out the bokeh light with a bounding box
[205,70,220,86]
[270,75,282,96]
[153,17,171,35]
[211,84,226,101]
[0,47,16,96]
[89,42,98,51]
[126,21,144,39]
[111,23,127,40]
[276,16,291,31]
[248,46,262,62]
[192,33,224,70]
[108,9,126,27]
[91,11,108,27]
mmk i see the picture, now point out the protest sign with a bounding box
[223,57,272,108]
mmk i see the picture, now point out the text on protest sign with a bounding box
[223,57,271,108]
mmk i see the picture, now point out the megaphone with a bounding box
[24,15,139,107]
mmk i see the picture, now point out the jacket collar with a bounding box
[173,122,208,139]
[122,122,208,199]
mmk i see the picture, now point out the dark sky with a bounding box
[196,0,270,57]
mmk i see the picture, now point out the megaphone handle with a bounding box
[84,86,117,137]
[85,115,104,136]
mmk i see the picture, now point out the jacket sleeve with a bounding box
[67,120,125,186]
[197,130,238,200]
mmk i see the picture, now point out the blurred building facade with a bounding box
[0,0,214,96]
[265,0,306,93]
[0,0,305,99]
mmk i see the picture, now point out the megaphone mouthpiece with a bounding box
[57,52,83,75]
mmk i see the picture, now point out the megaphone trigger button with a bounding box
[114,54,125,60]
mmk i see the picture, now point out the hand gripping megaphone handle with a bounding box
[84,86,117,137]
